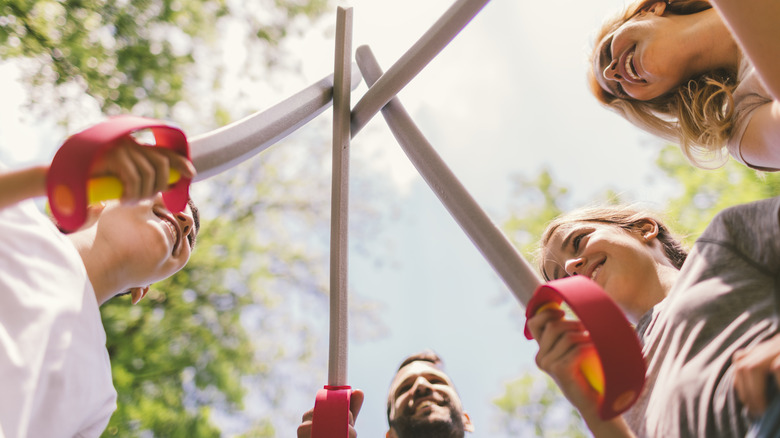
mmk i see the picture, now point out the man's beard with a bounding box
[389,406,466,438]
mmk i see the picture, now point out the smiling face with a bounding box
[593,1,691,101]
[541,220,669,320]
[387,360,473,438]
[96,194,198,289]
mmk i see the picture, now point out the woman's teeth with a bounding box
[591,263,602,280]
[625,50,641,81]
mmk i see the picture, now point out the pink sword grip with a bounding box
[312,386,352,438]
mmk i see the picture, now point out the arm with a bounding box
[711,0,780,100]
[710,0,780,102]
[0,165,49,210]
[0,140,195,211]
[737,101,780,171]
[297,389,364,438]
[527,308,636,438]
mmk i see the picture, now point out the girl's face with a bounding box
[96,194,197,287]
[541,221,666,317]
[593,2,688,101]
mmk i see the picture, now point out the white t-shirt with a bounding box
[0,199,116,437]
[727,55,774,170]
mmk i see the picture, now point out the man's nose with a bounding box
[603,58,622,81]
[412,377,433,396]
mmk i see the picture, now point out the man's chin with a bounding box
[390,407,465,438]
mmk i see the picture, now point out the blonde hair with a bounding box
[538,204,688,281]
[588,0,737,169]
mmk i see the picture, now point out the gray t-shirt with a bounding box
[624,197,780,437]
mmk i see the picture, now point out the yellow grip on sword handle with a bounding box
[87,168,181,204]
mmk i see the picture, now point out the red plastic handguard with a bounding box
[47,115,191,232]
[524,276,645,419]
[312,386,352,438]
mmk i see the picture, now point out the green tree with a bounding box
[0,0,328,125]
[101,139,342,437]
[494,145,780,436]
[655,144,780,242]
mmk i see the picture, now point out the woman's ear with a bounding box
[641,1,667,16]
[637,219,660,242]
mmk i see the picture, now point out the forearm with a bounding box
[710,0,780,101]
[583,414,637,438]
[0,165,49,210]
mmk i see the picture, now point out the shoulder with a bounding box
[728,56,776,168]
[706,197,780,233]
[694,197,780,272]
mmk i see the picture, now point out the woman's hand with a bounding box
[297,389,364,438]
[733,334,780,417]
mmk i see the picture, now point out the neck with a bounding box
[627,263,679,324]
[676,9,740,75]
[68,228,124,306]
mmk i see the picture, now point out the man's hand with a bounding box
[297,389,364,438]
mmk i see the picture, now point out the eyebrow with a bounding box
[186,198,200,248]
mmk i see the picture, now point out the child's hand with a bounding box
[90,138,195,202]
[733,333,780,417]
[297,389,364,438]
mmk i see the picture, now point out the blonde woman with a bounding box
[589,0,780,171]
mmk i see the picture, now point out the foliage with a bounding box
[494,144,780,435]
[493,371,587,437]
[100,140,335,436]
[0,0,330,124]
[502,168,567,260]
[655,144,780,244]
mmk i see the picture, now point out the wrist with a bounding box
[584,414,634,438]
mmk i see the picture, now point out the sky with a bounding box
[0,0,681,436]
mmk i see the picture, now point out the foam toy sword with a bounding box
[311,7,354,438]
[46,68,361,232]
[355,43,646,421]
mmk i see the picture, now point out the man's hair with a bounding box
[396,350,444,372]
[387,350,445,422]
